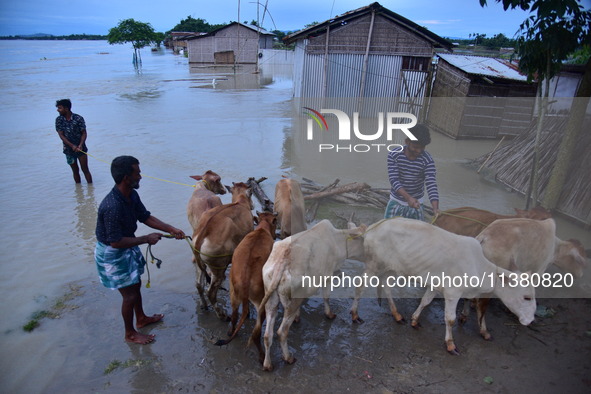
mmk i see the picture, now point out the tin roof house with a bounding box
[427,54,538,139]
[283,2,452,118]
[186,22,275,64]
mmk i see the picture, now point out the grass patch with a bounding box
[22,284,84,332]
[104,359,153,375]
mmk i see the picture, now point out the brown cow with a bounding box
[214,211,277,362]
[433,206,552,237]
[187,170,227,232]
[274,178,306,239]
[192,182,254,320]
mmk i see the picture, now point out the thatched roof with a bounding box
[473,115,591,226]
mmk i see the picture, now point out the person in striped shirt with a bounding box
[385,124,440,221]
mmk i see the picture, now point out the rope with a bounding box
[79,150,196,188]
[431,210,489,228]
[142,233,233,288]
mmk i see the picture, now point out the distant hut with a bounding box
[427,54,537,139]
[186,22,274,64]
[167,32,204,54]
[283,2,452,118]
[473,115,591,226]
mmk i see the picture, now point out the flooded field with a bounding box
[0,40,589,392]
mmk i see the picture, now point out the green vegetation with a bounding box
[107,19,162,65]
[104,359,153,374]
[479,0,590,211]
[22,284,82,332]
[451,33,517,49]
[0,34,107,40]
[167,16,225,34]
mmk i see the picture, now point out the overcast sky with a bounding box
[0,0,558,39]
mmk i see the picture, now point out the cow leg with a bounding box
[459,298,473,325]
[277,298,302,366]
[228,292,240,336]
[411,289,437,328]
[249,302,266,363]
[208,271,229,321]
[263,291,280,371]
[322,287,336,319]
[477,298,492,340]
[350,274,366,323]
[194,259,209,310]
[444,296,461,355]
[382,281,404,323]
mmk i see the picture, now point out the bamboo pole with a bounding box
[478,135,506,173]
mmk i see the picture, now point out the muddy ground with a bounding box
[32,276,591,393]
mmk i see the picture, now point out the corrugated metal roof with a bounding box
[438,54,527,81]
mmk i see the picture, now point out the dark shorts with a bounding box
[64,149,87,165]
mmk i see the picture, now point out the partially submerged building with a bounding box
[283,2,452,118]
[186,22,275,64]
[427,54,537,139]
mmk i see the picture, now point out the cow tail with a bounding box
[192,229,212,284]
[256,246,291,321]
[214,299,250,347]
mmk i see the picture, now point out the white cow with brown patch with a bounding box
[468,218,587,339]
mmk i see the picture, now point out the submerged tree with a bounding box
[107,19,159,66]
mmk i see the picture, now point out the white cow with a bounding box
[466,218,587,339]
[257,220,366,371]
[351,218,536,355]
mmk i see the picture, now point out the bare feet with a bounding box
[125,331,155,344]
[136,314,164,328]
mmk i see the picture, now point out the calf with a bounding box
[274,178,306,239]
[258,220,366,371]
[469,218,587,339]
[214,211,277,362]
[433,206,551,237]
[352,218,536,355]
[187,170,227,231]
[192,182,254,320]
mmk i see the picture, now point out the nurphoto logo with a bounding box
[303,107,418,153]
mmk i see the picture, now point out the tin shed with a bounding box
[427,54,538,139]
[284,2,452,118]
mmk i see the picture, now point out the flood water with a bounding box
[0,40,589,392]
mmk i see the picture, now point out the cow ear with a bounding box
[190,175,203,181]
[253,216,260,225]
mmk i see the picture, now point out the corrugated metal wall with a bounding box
[294,48,428,119]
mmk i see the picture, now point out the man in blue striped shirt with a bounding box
[385,124,440,221]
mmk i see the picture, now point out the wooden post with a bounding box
[358,9,376,111]
[322,25,331,99]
